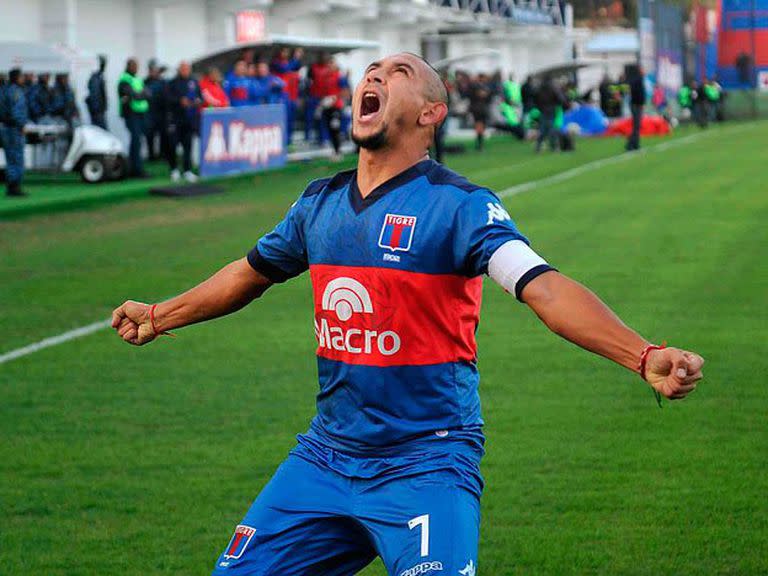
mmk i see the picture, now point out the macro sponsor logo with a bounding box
[400,560,444,576]
[203,120,283,166]
[314,277,401,357]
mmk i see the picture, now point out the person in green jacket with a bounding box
[499,74,524,140]
[118,58,150,178]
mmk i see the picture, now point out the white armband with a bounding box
[488,240,553,300]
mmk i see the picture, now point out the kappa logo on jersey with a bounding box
[486,202,511,225]
[223,525,256,560]
[315,277,401,357]
[378,213,417,252]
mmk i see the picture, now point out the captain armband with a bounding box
[487,240,555,301]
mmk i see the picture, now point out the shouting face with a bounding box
[351,53,447,152]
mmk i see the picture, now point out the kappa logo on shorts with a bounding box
[379,213,417,253]
[400,560,443,576]
[459,559,476,576]
[223,525,256,560]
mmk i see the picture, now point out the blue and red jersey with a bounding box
[248,159,551,458]
[224,73,252,107]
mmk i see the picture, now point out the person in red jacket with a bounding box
[271,47,303,145]
[306,52,339,144]
[200,67,230,108]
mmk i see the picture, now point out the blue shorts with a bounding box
[211,443,482,576]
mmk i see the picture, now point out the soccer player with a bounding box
[111,53,704,576]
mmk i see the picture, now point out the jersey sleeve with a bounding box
[453,190,554,297]
[247,193,312,283]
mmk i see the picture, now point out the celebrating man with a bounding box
[112,53,704,575]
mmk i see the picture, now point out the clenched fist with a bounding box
[111,300,157,346]
[644,347,704,400]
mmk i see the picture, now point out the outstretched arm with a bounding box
[520,270,704,400]
[111,258,272,346]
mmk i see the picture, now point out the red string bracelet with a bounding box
[639,342,666,408]
[639,342,667,381]
[149,304,175,338]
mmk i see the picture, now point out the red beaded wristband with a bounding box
[638,342,666,381]
[149,304,175,338]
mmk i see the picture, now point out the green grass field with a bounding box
[1,124,767,575]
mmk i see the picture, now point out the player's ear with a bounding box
[418,102,448,128]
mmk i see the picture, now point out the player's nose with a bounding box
[364,68,385,86]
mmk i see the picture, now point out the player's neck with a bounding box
[356,147,429,199]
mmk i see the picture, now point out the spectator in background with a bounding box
[167,60,202,183]
[145,60,169,162]
[51,73,78,128]
[691,80,708,128]
[200,67,229,108]
[22,72,35,91]
[521,75,535,116]
[307,52,336,144]
[271,47,303,145]
[703,77,723,122]
[251,61,285,105]
[225,60,251,107]
[317,59,347,161]
[468,73,493,151]
[626,66,646,151]
[28,73,53,123]
[1,68,28,197]
[118,58,150,178]
[534,75,565,153]
[86,54,108,129]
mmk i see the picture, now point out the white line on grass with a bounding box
[0,123,754,366]
[0,320,111,365]
[498,123,751,199]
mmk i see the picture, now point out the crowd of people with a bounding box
[440,70,584,156]
[0,68,79,196]
[110,48,353,180]
[0,49,353,196]
[0,50,733,198]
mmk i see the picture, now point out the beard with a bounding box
[351,122,389,150]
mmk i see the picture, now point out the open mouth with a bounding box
[360,91,381,119]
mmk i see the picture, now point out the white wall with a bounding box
[0,0,41,42]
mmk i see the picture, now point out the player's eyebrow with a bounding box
[391,60,415,75]
[365,61,381,74]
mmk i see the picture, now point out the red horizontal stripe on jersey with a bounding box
[310,264,482,367]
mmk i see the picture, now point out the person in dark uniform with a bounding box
[166,61,202,182]
[1,68,29,197]
[51,73,79,129]
[28,73,53,123]
[119,58,150,178]
[145,60,169,161]
[521,75,535,116]
[626,66,646,151]
[534,76,565,153]
[86,55,108,129]
[468,73,493,151]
